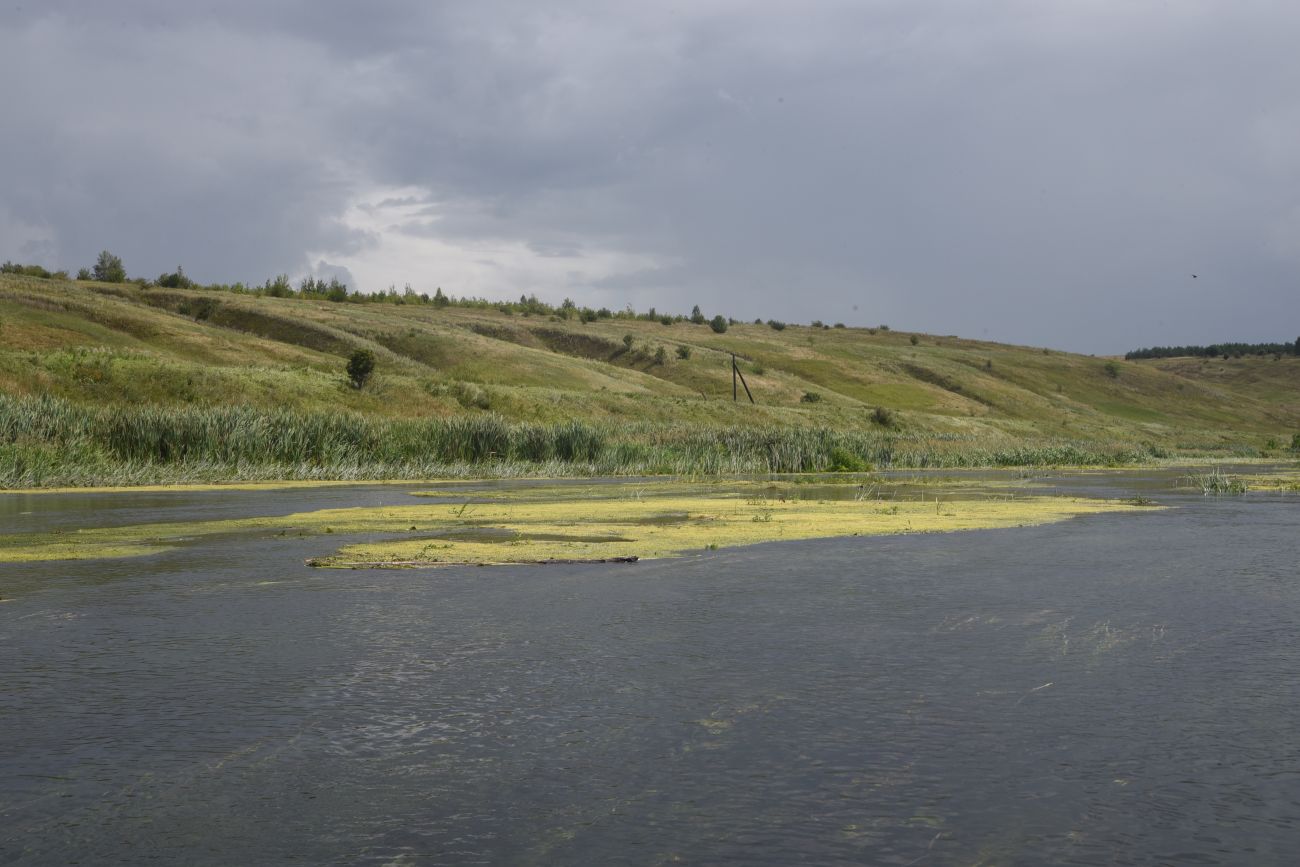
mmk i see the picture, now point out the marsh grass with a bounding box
[1183,469,1248,496]
[1,393,1161,488]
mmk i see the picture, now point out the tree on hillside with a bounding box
[709,315,728,334]
[347,349,376,389]
[92,250,126,283]
[156,265,193,288]
[690,305,706,325]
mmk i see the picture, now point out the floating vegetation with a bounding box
[0,479,1157,565]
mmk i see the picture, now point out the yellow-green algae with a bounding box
[1241,470,1300,492]
[0,479,1158,566]
[311,492,1153,568]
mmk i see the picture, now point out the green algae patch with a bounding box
[307,489,1156,569]
[1240,470,1300,492]
[0,479,1158,565]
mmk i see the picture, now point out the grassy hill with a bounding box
[2,273,1296,485]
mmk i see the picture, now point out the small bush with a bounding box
[768,320,786,331]
[827,446,871,473]
[623,334,635,349]
[346,348,376,389]
[879,324,890,332]
[1291,433,1300,451]
[833,322,845,329]
[800,391,822,403]
[76,268,92,280]
[690,305,706,325]
[871,406,894,427]
[811,320,824,329]
[1104,361,1121,379]
[654,346,668,365]
[676,345,692,360]
[709,315,728,334]
[909,335,919,346]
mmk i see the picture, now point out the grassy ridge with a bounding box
[2,273,1297,486]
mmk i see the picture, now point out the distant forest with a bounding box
[1125,340,1300,360]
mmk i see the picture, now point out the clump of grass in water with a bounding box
[1184,469,1247,496]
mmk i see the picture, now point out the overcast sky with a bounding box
[3,1,1298,353]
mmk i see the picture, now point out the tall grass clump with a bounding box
[1183,469,1247,496]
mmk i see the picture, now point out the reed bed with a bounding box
[1,393,1160,488]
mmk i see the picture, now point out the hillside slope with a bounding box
[2,274,1297,466]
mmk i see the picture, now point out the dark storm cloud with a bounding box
[2,1,1297,351]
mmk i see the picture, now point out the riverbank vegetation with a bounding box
[2,271,1298,487]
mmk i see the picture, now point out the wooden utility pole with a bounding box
[731,353,755,404]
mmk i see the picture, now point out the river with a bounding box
[2,471,1298,864]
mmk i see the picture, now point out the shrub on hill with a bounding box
[156,266,194,289]
[1,261,67,280]
[709,315,728,334]
[347,348,376,389]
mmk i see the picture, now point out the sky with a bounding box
[2,1,1298,354]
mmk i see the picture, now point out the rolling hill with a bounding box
[1,273,1297,484]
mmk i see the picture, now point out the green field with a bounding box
[2,273,1296,486]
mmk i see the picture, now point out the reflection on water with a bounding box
[2,474,1299,864]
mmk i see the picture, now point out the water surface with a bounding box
[2,472,1298,864]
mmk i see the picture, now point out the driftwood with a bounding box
[307,555,639,569]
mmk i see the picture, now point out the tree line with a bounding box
[3,251,743,328]
[1125,340,1300,360]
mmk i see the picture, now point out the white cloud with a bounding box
[311,185,669,301]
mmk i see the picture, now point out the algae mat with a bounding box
[0,480,1156,566]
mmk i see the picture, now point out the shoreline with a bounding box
[1,457,1291,496]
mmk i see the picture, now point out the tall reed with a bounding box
[0,393,1158,488]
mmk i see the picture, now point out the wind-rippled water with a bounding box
[2,473,1299,864]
